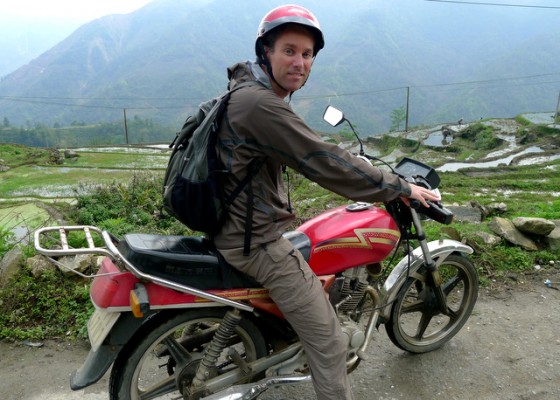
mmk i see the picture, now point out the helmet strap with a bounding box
[256,41,319,101]
[257,41,293,99]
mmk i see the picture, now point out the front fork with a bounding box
[409,208,448,314]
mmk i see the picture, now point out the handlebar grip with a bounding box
[410,200,454,225]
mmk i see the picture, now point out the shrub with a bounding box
[0,267,93,340]
[457,122,503,150]
[514,115,531,126]
[0,223,15,259]
[72,172,188,235]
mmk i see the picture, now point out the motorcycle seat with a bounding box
[116,231,312,291]
[117,234,261,290]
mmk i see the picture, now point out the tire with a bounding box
[109,308,267,400]
[385,254,478,353]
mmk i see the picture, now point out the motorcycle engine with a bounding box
[340,315,366,354]
[329,267,371,356]
[329,266,371,313]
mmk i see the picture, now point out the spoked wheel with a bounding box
[385,254,478,353]
[109,308,267,400]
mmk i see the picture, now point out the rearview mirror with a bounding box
[323,106,345,127]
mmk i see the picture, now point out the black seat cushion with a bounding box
[117,234,261,290]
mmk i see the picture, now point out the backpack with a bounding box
[162,81,262,253]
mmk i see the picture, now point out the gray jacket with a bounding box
[213,61,411,249]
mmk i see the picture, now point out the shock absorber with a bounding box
[190,308,243,389]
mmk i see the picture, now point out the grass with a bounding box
[0,204,50,230]
[0,143,53,166]
[1,144,169,200]
[439,160,560,218]
[0,165,161,198]
[0,118,559,341]
[61,151,169,169]
[0,267,93,340]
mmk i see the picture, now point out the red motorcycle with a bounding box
[34,107,478,400]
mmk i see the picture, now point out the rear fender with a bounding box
[378,239,473,321]
[70,311,157,390]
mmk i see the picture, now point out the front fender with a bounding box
[70,311,157,390]
[378,239,473,321]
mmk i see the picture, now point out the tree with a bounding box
[2,117,9,128]
[390,107,406,132]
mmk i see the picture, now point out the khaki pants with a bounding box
[218,236,354,400]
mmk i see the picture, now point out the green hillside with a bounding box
[0,0,558,133]
[1,116,559,340]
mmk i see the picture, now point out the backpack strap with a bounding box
[223,158,263,206]
[223,158,264,256]
[220,81,264,256]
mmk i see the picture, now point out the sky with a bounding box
[1,0,559,76]
[3,0,560,23]
[0,0,155,22]
[0,0,156,76]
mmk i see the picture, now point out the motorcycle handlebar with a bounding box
[409,199,454,225]
[358,152,454,224]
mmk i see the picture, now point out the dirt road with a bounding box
[1,279,559,400]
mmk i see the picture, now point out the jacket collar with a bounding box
[227,61,272,90]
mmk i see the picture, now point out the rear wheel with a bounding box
[109,308,267,400]
[385,254,478,353]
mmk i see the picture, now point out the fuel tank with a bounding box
[298,203,400,275]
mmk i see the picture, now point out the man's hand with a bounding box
[401,184,441,208]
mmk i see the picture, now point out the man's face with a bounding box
[265,26,315,98]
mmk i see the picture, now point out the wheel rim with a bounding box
[128,317,260,400]
[394,259,476,348]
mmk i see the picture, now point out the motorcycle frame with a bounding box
[34,219,474,395]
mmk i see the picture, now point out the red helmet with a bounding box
[255,4,325,60]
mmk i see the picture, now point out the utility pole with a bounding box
[555,90,560,123]
[123,108,129,145]
[405,86,410,132]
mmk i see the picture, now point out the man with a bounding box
[214,5,439,400]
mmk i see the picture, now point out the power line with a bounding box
[425,0,560,9]
[0,95,188,110]
[297,72,560,100]
[0,94,205,102]
[411,72,560,89]
[411,80,560,94]
[297,86,408,100]
[2,72,560,107]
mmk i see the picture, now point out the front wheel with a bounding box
[109,308,267,400]
[385,254,478,353]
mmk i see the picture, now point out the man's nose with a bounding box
[292,53,304,68]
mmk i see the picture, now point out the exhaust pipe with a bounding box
[201,374,312,400]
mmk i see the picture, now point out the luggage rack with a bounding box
[33,225,255,311]
[34,225,117,259]
[34,225,123,279]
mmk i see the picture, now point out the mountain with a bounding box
[0,17,80,78]
[0,0,558,136]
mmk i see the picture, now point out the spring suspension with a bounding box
[190,309,242,388]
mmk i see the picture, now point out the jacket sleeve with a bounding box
[228,87,412,203]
